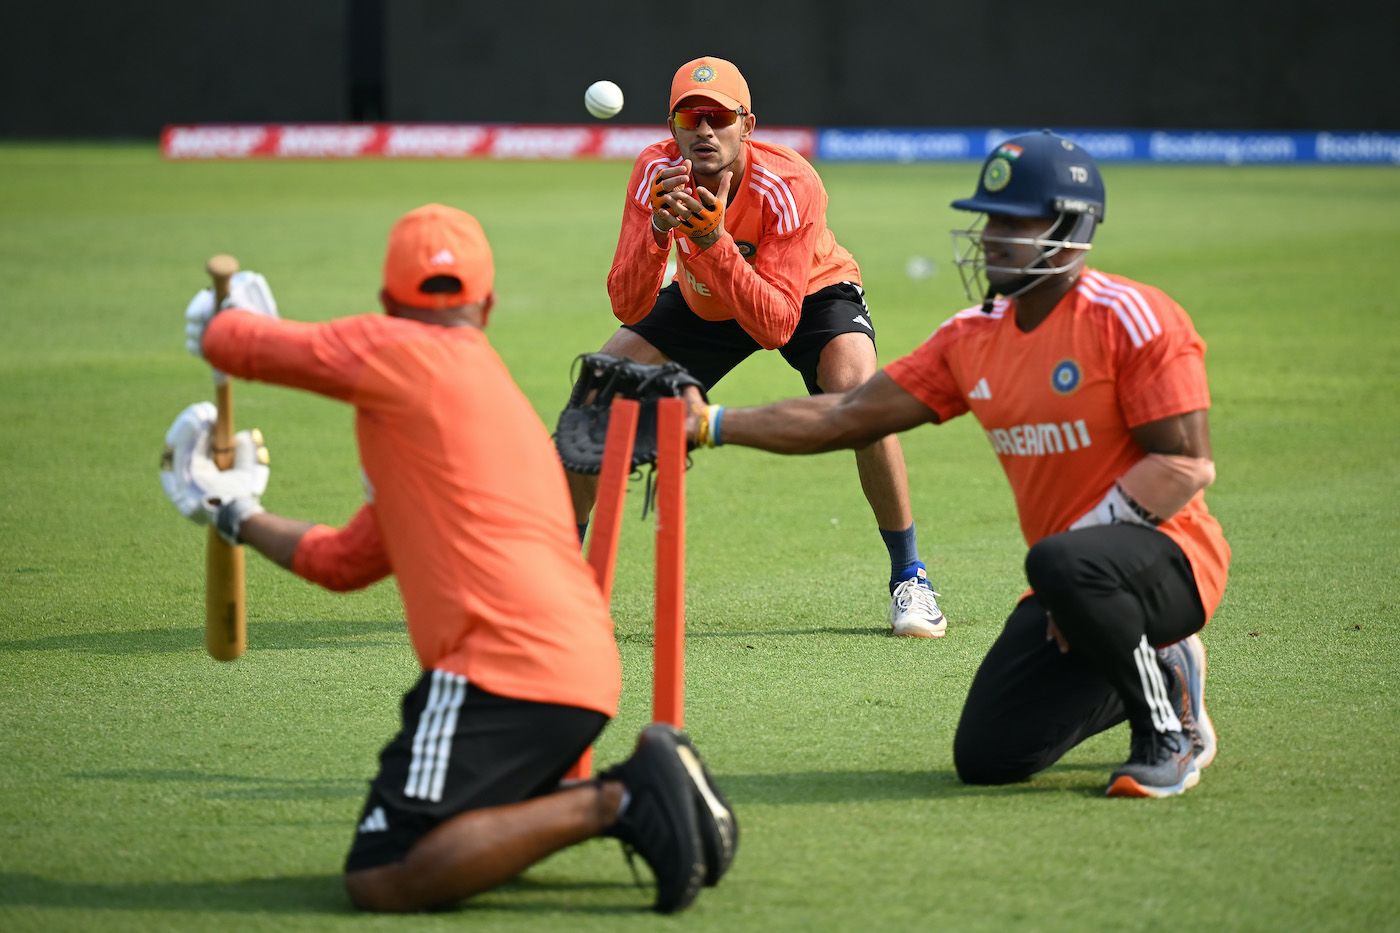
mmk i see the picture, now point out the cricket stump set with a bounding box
[567,396,689,779]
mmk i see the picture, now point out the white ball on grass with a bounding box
[584,80,624,120]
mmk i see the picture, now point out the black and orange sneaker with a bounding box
[602,724,707,913]
[1106,728,1200,798]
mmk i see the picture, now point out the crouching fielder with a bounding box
[158,204,735,912]
[688,132,1230,798]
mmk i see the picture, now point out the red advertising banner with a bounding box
[160,124,817,160]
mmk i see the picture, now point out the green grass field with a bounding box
[1,145,1397,931]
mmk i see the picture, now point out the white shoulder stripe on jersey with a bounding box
[748,178,793,234]
[633,156,685,205]
[750,165,801,233]
[1081,271,1162,343]
[750,182,794,234]
[1087,271,1161,341]
[1080,275,1151,348]
[934,299,1007,333]
[752,164,800,222]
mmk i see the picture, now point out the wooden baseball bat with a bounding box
[204,254,246,661]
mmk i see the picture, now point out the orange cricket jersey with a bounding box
[885,268,1231,619]
[607,138,861,349]
[204,310,622,716]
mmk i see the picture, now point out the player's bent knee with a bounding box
[1023,535,1080,597]
[953,715,1040,785]
[953,739,1035,786]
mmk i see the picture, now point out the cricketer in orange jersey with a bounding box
[687,131,1228,799]
[567,55,947,640]
[172,204,736,913]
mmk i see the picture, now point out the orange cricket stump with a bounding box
[653,397,687,729]
[586,398,640,603]
[565,398,642,782]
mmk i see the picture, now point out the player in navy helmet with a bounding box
[951,130,1105,311]
[686,130,1230,798]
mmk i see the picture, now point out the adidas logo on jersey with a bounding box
[968,378,993,400]
[852,314,873,331]
[358,806,389,833]
[429,249,455,266]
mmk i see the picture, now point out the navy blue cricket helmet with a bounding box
[953,129,1106,231]
[950,130,1105,304]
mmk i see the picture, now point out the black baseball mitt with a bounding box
[555,353,707,474]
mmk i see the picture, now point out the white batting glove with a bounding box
[160,402,271,543]
[184,271,280,361]
[1068,483,1160,531]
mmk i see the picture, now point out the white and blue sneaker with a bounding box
[888,565,946,638]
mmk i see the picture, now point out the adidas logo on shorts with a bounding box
[358,806,389,833]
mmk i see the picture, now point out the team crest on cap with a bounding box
[983,157,1012,192]
[1051,359,1081,395]
[691,65,716,82]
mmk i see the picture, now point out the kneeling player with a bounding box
[683,133,1228,797]
[158,204,735,910]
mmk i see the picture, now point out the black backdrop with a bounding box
[3,0,1396,137]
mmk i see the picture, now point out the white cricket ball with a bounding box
[584,80,624,120]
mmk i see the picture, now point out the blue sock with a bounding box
[881,524,922,589]
[577,521,589,546]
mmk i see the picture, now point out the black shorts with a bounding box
[624,280,877,394]
[344,669,608,872]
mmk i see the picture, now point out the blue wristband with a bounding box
[712,405,725,447]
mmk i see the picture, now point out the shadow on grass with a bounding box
[0,871,347,914]
[0,619,404,656]
[73,767,364,801]
[690,626,875,638]
[0,871,641,916]
[721,765,1122,802]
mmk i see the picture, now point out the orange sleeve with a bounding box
[203,310,379,402]
[884,327,969,423]
[1115,294,1212,427]
[686,227,810,349]
[607,149,678,325]
[606,194,673,325]
[290,504,392,592]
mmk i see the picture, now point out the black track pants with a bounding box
[954,525,1205,785]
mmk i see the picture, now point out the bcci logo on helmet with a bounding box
[983,157,1012,192]
[692,65,716,83]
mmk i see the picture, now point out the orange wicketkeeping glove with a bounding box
[678,198,723,239]
[649,174,675,214]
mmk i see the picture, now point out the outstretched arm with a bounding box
[708,372,939,454]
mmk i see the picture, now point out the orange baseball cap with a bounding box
[382,203,494,310]
[669,56,751,113]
